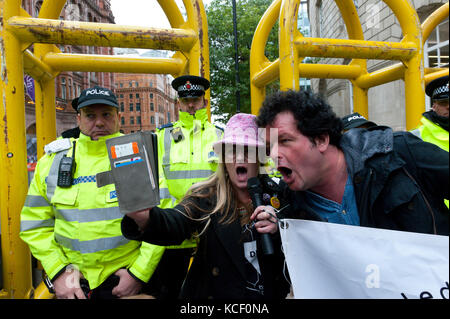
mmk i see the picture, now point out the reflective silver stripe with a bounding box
[46,149,70,202]
[54,233,130,254]
[162,127,172,165]
[215,127,223,139]
[159,187,173,200]
[410,129,422,139]
[20,219,55,232]
[55,207,122,223]
[24,195,50,207]
[163,168,215,180]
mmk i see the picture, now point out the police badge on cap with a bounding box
[171,75,210,98]
[426,75,449,101]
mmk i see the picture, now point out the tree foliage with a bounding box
[206,0,279,124]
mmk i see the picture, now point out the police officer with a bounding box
[411,75,449,208]
[411,75,449,152]
[149,75,223,299]
[20,85,164,299]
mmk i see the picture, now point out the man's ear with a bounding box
[76,112,81,126]
[314,134,330,152]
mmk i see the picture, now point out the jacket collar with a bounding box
[340,126,394,176]
[179,108,208,129]
[78,131,122,156]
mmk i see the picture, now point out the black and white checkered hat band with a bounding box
[433,84,449,97]
[178,84,205,91]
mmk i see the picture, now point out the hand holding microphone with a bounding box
[247,177,275,256]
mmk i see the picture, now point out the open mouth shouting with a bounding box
[277,165,294,184]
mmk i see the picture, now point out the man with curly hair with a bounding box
[256,90,448,235]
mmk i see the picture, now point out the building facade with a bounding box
[114,73,178,133]
[307,0,448,131]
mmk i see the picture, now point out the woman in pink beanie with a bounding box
[121,113,290,300]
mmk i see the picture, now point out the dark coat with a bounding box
[121,193,291,300]
[285,126,449,235]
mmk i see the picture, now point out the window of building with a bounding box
[121,117,125,125]
[167,112,171,123]
[135,82,139,88]
[61,77,67,100]
[129,94,133,99]
[129,82,133,87]
[150,93,153,99]
[150,103,154,111]
[151,116,155,124]
[425,18,449,68]
[424,17,448,108]
[120,94,123,98]
[120,83,123,88]
[130,117,134,125]
[120,102,124,112]
[130,103,133,111]
[137,116,141,124]
[136,93,140,99]
[136,103,141,111]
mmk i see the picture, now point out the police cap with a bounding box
[172,75,210,98]
[77,86,118,111]
[341,112,377,130]
[425,75,449,101]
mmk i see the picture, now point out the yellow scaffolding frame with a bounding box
[250,0,449,130]
[0,0,209,299]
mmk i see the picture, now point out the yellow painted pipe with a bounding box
[252,59,362,88]
[425,69,449,85]
[294,37,417,61]
[44,53,186,75]
[0,0,33,299]
[23,50,57,82]
[7,16,198,52]
[279,0,300,91]
[250,0,281,115]
[33,281,54,299]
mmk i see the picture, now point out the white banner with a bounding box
[279,219,449,299]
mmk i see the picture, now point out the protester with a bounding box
[20,86,164,299]
[122,113,293,299]
[148,75,224,299]
[256,90,449,235]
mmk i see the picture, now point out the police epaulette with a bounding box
[215,125,224,131]
[157,123,174,130]
[44,138,73,155]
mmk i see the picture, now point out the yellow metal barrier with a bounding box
[0,0,210,299]
[249,0,445,130]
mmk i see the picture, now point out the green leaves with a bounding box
[207,0,278,124]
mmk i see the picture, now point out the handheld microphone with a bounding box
[247,177,274,256]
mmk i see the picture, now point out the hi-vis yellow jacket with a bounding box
[20,132,164,289]
[411,116,449,208]
[156,108,223,249]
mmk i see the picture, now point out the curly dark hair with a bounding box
[256,90,343,147]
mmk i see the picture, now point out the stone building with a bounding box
[307,0,448,130]
[114,73,178,133]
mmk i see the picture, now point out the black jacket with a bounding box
[122,192,291,300]
[285,126,449,235]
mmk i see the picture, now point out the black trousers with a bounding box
[81,274,120,299]
[143,248,194,299]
